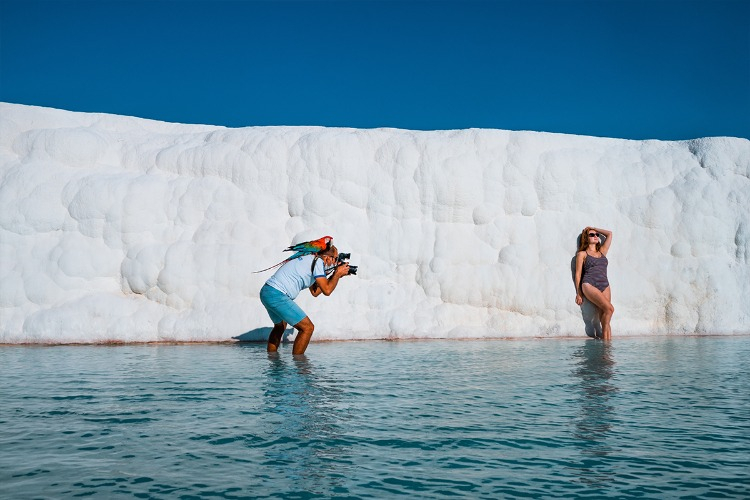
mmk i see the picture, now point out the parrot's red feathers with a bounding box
[254,236,333,273]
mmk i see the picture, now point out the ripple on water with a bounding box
[1,338,749,498]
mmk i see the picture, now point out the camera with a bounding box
[336,252,358,276]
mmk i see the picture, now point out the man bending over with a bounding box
[259,244,349,355]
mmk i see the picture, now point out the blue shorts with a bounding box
[260,284,307,326]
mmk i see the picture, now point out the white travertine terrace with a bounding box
[1,103,748,343]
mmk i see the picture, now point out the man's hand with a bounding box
[313,263,349,296]
[334,263,350,278]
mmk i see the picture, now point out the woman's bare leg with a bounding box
[602,287,613,340]
[582,284,614,340]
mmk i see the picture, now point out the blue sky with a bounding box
[1,0,748,140]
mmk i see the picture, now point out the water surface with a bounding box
[1,337,749,498]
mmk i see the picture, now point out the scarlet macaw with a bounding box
[254,236,333,273]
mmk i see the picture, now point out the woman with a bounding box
[574,227,614,340]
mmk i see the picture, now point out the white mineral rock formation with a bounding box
[1,103,748,343]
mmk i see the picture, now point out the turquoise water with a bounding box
[1,337,749,499]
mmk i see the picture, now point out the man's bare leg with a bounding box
[292,317,315,355]
[267,321,287,352]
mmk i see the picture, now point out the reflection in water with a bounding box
[262,354,351,494]
[571,341,618,485]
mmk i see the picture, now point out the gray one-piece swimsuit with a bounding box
[582,253,609,292]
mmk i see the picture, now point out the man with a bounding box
[259,244,349,355]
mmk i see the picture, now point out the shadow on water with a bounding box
[570,237,602,338]
[232,327,295,343]
[261,353,352,494]
[570,340,618,486]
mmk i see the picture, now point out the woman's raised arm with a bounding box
[592,227,613,255]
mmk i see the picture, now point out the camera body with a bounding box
[336,252,358,275]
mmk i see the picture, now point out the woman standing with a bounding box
[574,227,614,340]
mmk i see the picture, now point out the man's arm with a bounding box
[310,264,349,297]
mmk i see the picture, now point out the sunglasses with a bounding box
[588,233,598,237]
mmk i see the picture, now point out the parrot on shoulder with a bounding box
[254,236,333,273]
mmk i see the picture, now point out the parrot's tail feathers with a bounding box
[252,259,287,273]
